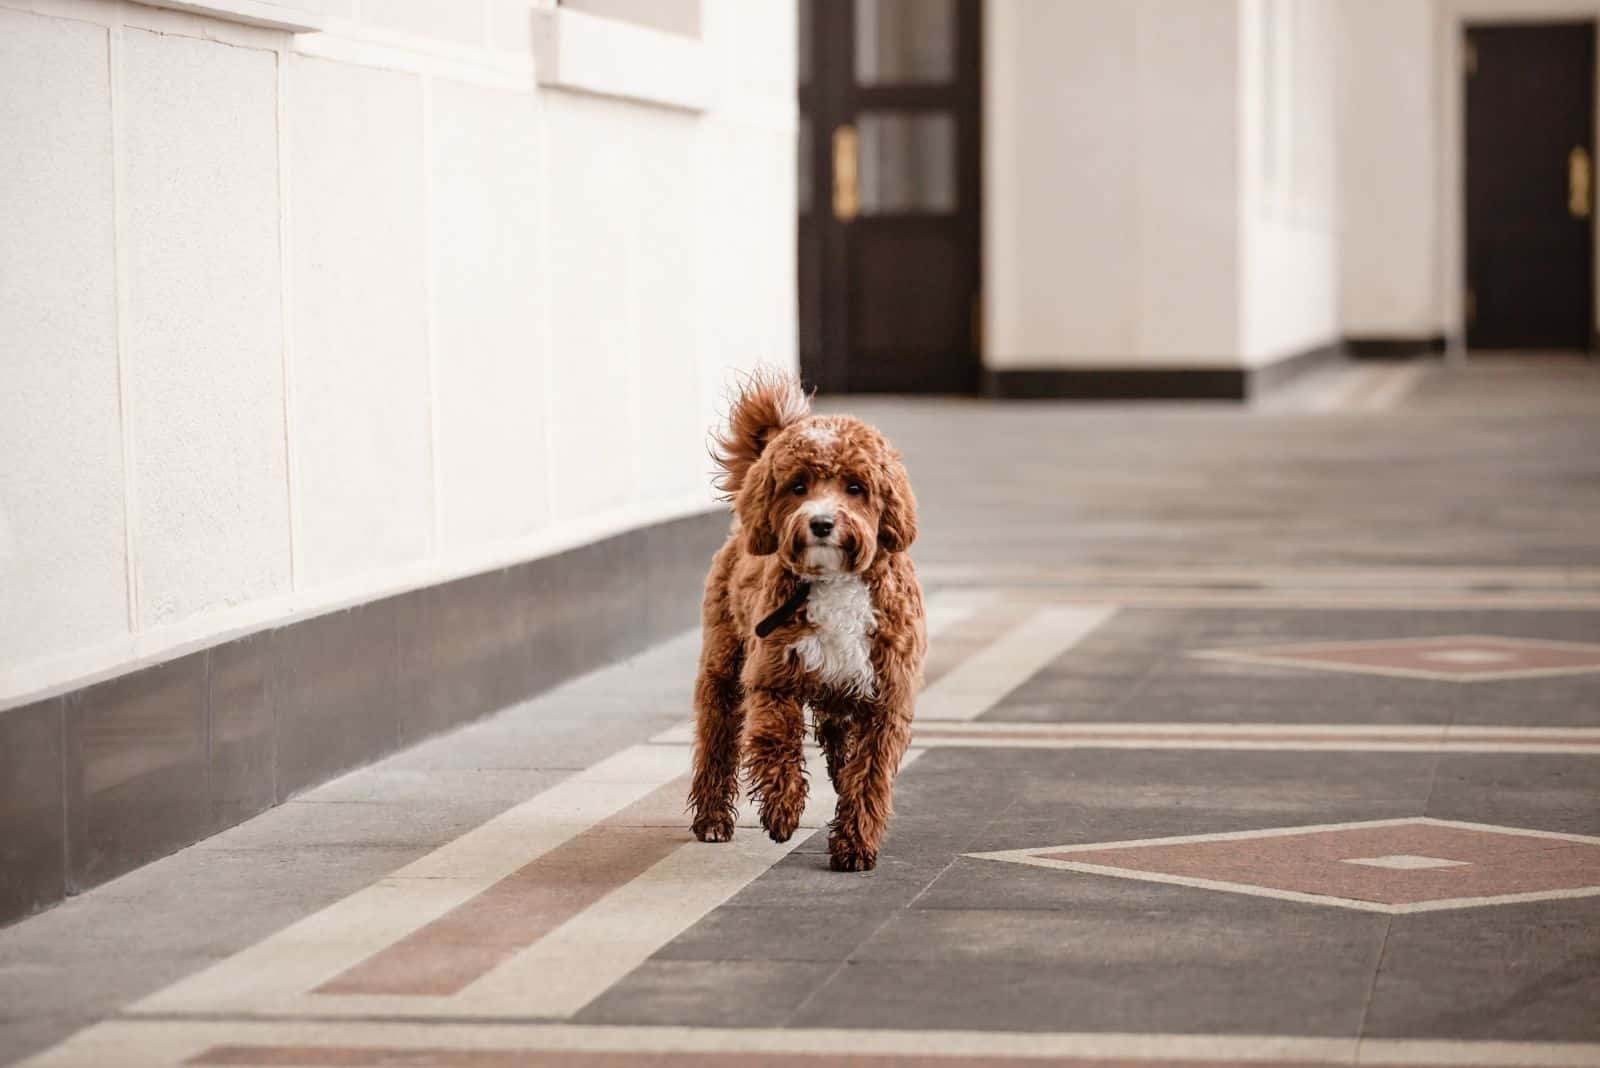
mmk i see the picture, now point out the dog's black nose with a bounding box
[809,516,835,538]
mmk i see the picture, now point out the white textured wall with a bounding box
[545,94,639,520]
[0,10,127,670]
[984,0,1241,368]
[1335,0,1436,337]
[633,110,709,504]
[0,0,796,704]
[1241,0,1339,364]
[122,29,292,628]
[985,0,1340,370]
[984,0,1138,360]
[429,79,549,552]
[289,57,433,586]
[1138,0,1243,361]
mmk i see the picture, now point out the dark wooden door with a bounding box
[1466,22,1595,350]
[798,0,981,393]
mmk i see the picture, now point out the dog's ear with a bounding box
[877,455,918,554]
[735,451,780,556]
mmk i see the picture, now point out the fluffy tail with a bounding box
[711,370,810,500]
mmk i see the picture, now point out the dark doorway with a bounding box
[798,0,982,393]
[1465,22,1595,351]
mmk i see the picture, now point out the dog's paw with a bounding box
[759,799,803,843]
[828,837,877,872]
[692,814,735,843]
[828,848,876,872]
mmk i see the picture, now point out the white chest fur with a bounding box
[790,576,877,698]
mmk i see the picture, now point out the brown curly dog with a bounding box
[688,372,925,872]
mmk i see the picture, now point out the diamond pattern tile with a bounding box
[969,818,1600,913]
[1192,634,1600,681]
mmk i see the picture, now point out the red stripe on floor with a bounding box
[187,1043,1363,1067]
[313,777,690,997]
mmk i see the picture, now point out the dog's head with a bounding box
[735,415,916,576]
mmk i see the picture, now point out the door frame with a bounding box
[1437,1,1600,354]
[798,0,984,394]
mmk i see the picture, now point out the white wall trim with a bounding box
[4,0,287,47]
[5,0,749,113]
[0,494,723,711]
[3,0,539,89]
[129,0,325,33]
[531,4,710,112]
[292,17,537,90]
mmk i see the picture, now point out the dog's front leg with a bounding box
[742,686,807,843]
[829,679,913,873]
[690,621,746,843]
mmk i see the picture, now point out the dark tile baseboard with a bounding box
[983,365,1251,401]
[1343,335,1450,359]
[982,343,1343,401]
[0,509,727,928]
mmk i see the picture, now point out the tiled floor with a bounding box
[4,357,1600,1066]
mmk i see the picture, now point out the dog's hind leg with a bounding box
[689,625,745,843]
[813,706,855,792]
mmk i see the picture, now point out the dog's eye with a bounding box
[845,481,865,497]
[791,479,807,496]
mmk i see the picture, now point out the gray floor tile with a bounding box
[1362,902,1600,1041]
[1423,754,1600,835]
[297,767,572,806]
[0,843,418,1064]
[915,747,1437,835]
[651,905,895,964]
[992,607,1600,728]
[786,956,1376,1035]
[0,1015,101,1068]
[723,827,978,913]
[576,959,839,1028]
[185,797,507,853]
[854,902,1387,966]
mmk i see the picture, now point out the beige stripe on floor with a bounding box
[184,1044,1339,1066]
[916,605,1117,721]
[25,1018,1600,1068]
[920,588,999,636]
[921,599,1035,688]
[908,722,1600,754]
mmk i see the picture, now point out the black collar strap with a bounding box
[755,582,811,639]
